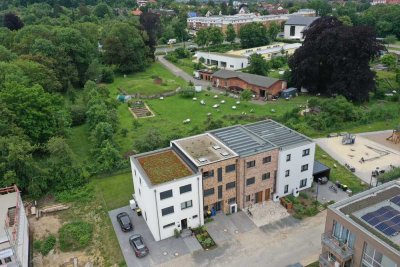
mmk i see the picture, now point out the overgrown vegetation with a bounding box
[283,194,319,220]
[378,167,400,183]
[192,226,216,249]
[59,221,93,251]
[33,235,56,256]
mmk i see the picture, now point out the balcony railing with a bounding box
[319,252,337,267]
[321,233,353,261]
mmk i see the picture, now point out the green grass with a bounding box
[315,146,368,193]
[172,57,196,76]
[67,124,92,161]
[108,62,187,95]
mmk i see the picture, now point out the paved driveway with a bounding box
[109,206,198,267]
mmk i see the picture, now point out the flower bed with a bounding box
[192,226,216,250]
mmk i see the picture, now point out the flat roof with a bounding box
[244,120,313,148]
[331,181,400,252]
[210,125,277,156]
[136,149,194,185]
[172,133,237,166]
[313,160,330,175]
[0,190,18,240]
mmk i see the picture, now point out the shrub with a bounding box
[34,235,56,256]
[70,105,86,126]
[101,67,114,83]
[59,221,93,251]
[165,54,178,63]
[120,128,128,137]
[55,185,94,203]
[174,228,181,238]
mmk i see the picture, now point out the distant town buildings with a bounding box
[0,186,29,267]
[371,0,400,4]
[187,9,316,33]
[131,120,316,241]
[320,181,400,266]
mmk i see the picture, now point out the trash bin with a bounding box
[336,181,341,188]
[342,185,348,191]
[136,208,142,216]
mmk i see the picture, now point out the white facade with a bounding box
[284,24,307,40]
[274,142,316,200]
[196,51,248,70]
[131,157,203,242]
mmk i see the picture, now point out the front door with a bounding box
[215,201,222,211]
[265,188,270,201]
[181,218,187,229]
[255,191,263,203]
[260,90,266,97]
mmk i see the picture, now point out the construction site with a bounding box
[316,129,400,185]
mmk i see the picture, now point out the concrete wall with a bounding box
[236,149,279,209]
[274,142,316,200]
[284,25,306,40]
[131,158,203,241]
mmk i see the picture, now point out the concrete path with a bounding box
[156,211,327,267]
[157,56,210,87]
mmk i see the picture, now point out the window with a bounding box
[284,185,289,194]
[3,257,12,263]
[361,243,396,267]
[333,220,356,249]
[246,160,256,168]
[285,170,290,177]
[161,206,174,216]
[203,170,214,178]
[300,178,307,188]
[193,215,198,219]
[139,188,141,195]
[218,167,223,182]
[290,25,295,36]
[204,188,214,196]
[160,189,173,200]
[181,200,193,210]
[225,164,236,173]
[262,172,270,180]
[228,197,236,204]
[144,211,147,221]
[180,184,192,194]
[163,222,175,229]
[302,149,310,157]
[263,156,271,164]
[218,185,223,199]
[246,177,255,186]
[286,154,291,162]
[301,164,308,172]
[246,195,250,202]
[226,181,236,190]
[139,177,141,185]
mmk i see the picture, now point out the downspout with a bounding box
[242,159,246,208]
[197,176,201,224]
[154,189,161,240]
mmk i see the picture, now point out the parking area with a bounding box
[109,206,198,267]
[246,201,290,227]
[313,181,350,204]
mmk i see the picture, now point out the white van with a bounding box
[167,39,177,45]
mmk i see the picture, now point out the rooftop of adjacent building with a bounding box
[285,15,319,26]
[135,148,194,185]
[172,133,237,166]
[330,180,400,251]
[211,69,281,88]
[0,186,19,244]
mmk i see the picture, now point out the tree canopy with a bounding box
[238,22,269,49]
[289,17,383,102]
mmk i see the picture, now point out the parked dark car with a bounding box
[117,212,133,232]
[129,234,149,258]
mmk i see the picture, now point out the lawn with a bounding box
[108,62,187,95]
[172,57,196,76]
[67,124,92,162]
[95,172,133,210]
[315,146,368,193]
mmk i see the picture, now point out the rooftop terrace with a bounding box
[332,181,400,252]
[136,149,194,185]
[172,133,237,166]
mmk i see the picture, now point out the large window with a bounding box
[161,206,174,216]
[204,188,214,196]
[160,189,172,200]
[181,200,193,210]
[247,160,256,168]
[303,149,310,157]
[362,242,397,267]
[262,172,270,180]
[226,181,236,190]
[246,177,255,186]
[300,178,307,188]
[225,164,236,173]
[301,164,308,172]
[263,156,271,164]
[290,26,295,36]
[180,184,192,194]
[332,220,356,249]
[284,185,289,193]
[203,170,214,178]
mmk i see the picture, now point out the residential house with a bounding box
[130,148,204,241]
[0,186,29,267]
[284,15,319,40]
[319,180,400,267]
[211,69,286,98]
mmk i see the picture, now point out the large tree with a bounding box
[225,24,236,43]
[3,13,24,31]
[248,54,269,76]
[239,22,269,48]
[289,17,383,102]
[140,12,161,59]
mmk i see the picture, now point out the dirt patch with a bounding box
[29,215,62,240]
[363,132,400,153]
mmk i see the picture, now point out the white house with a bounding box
[0,186,29,267]
[243,120,315,200]
[284,16,319,40]
[130,148,203,241]
[195,51,249,70]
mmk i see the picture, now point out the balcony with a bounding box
[321,233,353,261]
[319,252,338,267]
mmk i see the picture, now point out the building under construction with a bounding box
[0,186,29,267]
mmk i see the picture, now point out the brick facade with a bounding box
[212,76,286,98]
[201,158,238,214]
[236,149,279,209]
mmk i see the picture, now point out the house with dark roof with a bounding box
[211,69,287,99]
[284,15,319,40]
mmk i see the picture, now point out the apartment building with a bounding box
[0,186,29,267]
[320,180,400,267]
[172,134,239,214]
[131,148,204,241]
